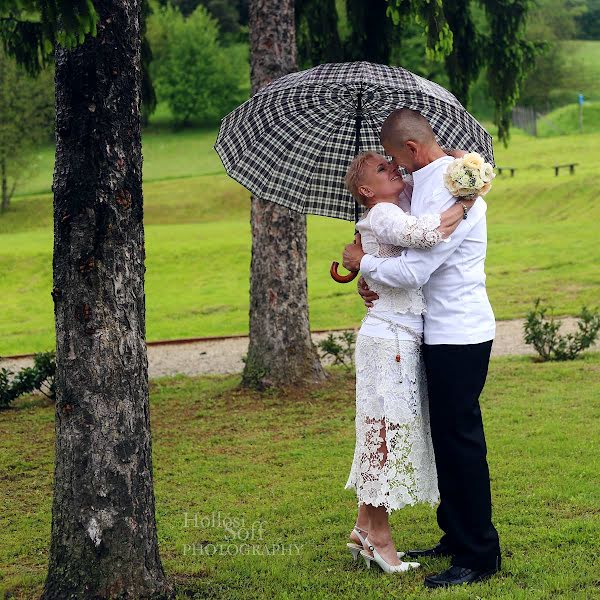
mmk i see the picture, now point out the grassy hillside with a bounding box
[560,40,600,102]
[1,357,599,598]
[537,101,600,137]
[1,126,600,356]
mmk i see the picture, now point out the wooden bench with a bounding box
[496,166,517,176]
[554,163,579,176]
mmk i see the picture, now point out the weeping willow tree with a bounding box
[441,0,482,107]
[387,0,536,143]
[477,0,537,142]
[296,0,536,144]
[295,0,342,67]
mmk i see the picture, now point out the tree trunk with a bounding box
[1,157,8,213]
[42,1,173,598]
[242,0,326,389]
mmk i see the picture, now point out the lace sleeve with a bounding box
[369,202,444,249]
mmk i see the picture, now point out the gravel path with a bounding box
[1,317,592,380]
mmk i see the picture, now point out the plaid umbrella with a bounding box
[214,61,494,223]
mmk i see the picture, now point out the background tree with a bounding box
[295,0,342,67]
[141,0,158,123]
[2,0,174,597]
[158,0,249,41]
[44,0,173,594]
[0,0,97,74]
[243,0,326,389]
[147,4,246,125]
[577,0,600,38]
[442,0,483,107]
[478,0,537,141]
[519,0,587,108]
[345,0,400,62]
[0,48,53,213]
[1,0,157,117]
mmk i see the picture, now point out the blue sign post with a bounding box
[578,93,584,133]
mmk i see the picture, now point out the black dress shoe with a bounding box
[404,543,451,559]
[424,565,499,588]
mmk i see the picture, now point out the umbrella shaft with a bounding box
[354,91,362,156]
[354,91,363,223]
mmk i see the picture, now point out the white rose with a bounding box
[444,170,458,185]
[463,152,484,170]
[443,173,461,195]
[446,180,462,196]
[480,163,495,183]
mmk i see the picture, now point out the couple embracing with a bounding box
[341,108,501,588]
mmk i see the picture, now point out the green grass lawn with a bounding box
[0,355,599,599]
[1,126,600,356]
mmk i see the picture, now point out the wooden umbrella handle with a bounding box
[330,261,358,283]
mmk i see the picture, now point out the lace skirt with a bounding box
[344,334,439,513]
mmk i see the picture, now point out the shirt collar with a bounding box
[411,155,453,186]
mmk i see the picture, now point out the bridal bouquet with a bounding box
[444,152,495,200]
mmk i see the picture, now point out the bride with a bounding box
[342,151,473,573]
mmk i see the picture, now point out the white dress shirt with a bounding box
[359,155,496,345]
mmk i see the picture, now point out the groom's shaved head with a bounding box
[380,108,444,173]
[380,108,436,146]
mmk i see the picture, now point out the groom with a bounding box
[342,108,501,588]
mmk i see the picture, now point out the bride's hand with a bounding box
[357,276,379,308]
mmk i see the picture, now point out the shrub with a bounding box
[523,300,600,361]
[0,351,56,409]
[148,4,247,125]
[317,331,356,371]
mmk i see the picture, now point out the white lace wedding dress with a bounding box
[344,199,445,513]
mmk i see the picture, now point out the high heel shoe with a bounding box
[360,537,420,573]
[347,527,405,562]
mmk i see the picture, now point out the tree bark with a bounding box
[42,1,173,598]
[243,0,326,389]
[1,157,8,213]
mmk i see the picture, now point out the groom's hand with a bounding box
[357,276,378,307]
[342,233,365,272]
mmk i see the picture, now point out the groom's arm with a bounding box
[356,199,487,290]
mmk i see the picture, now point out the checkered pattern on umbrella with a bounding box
[214,61,494,222]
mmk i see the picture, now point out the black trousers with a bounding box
[423,340,501,570]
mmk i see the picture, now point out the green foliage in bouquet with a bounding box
[523,300,600,362]
[317,331,356,371]
[0,351,55,409]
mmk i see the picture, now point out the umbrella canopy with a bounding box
[214,61,494,222]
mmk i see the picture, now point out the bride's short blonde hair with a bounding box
[344,151,382,205]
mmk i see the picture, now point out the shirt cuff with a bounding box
[360,253,380,274]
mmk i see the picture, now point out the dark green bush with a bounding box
[148,4,247,125]
[0,351,56,409]
[317,331,356,371]
[523,300,600,361]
